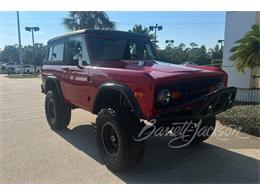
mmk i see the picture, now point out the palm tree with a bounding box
[129,24,154,41]
[129,24,150,34]
[190,42,198,49]
[230,24,260,73]
[63,11,115,31]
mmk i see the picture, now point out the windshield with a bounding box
[88,37,156,62]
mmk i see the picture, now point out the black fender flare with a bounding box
[44,76,65,103]
[92,82,144,119]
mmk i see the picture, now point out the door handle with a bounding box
[87,76,93,83]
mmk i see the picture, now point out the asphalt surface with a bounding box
[0,74,259,183]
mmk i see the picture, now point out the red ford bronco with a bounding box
[41,29,237,171]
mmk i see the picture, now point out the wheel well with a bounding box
[92,89,131,115]
[45,78,65,103]
[45,79,58,93]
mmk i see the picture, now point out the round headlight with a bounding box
[216,81,224,89]
[158,89,171,105]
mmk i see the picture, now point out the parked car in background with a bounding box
[22,65,35,74]
[0,62,6,66]
[35,66,41,73]
[5,63,41,74]
[5,62,20,73]
[0,62,7,73]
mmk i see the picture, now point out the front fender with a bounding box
[92,82,144,119]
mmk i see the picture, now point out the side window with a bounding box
[68,36,90,66]
[52,44,64,61]
[48,46,53,61]
[145,44,155,59]
[129,42,137,57]
[48,43,64,62]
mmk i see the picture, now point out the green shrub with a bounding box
[217,104,260,137]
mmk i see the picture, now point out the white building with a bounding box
[222,11,260,103]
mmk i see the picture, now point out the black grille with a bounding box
[156,77,223,108]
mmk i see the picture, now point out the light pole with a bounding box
[25,26,39,71]
[25,26,40,47]
[149,24,163,46]
[16,11,23,73]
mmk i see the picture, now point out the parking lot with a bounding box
[0,74,259,183]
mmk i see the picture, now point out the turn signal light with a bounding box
[171,91,182,99]
[134,92,144,98]
[209,86,216,92]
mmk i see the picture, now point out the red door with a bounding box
[61,35,92,110]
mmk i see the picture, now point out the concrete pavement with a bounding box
[0,74,259,183]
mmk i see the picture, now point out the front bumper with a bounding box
[155,87,237,123]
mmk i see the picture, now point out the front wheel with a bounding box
[45,91,71,130]
[95,106,144,172]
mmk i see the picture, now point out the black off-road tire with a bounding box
[191,116,216,143]
[45,91,71,130]
[95,106,144,172]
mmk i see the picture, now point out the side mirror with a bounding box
[77,64,85,69]
[74,53,85,69]
[78,56,90,68]
[77,55,84,69]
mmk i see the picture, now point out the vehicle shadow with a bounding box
[56,124,260,184]
[56,124,104,165]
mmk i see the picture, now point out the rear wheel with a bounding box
[45,91,71,130]
[95,106,144,172]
